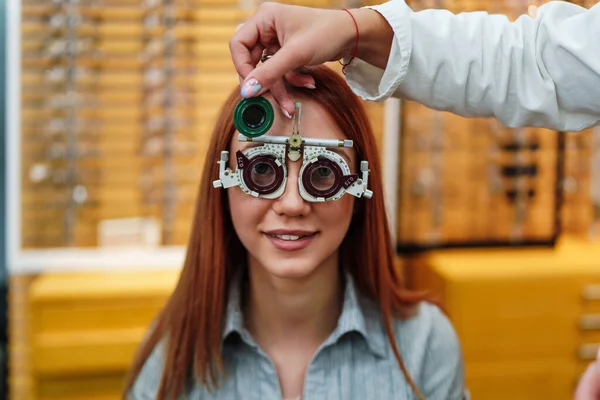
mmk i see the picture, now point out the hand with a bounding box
[575,349,600,400]
[229,2,393,117]
[230,2,356,116]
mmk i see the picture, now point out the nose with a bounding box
[271,161,311,217]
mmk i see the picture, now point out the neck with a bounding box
[244,257,344,348]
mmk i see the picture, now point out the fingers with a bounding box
[229,17,263,80]
[283,70,316,89]
[574,357,600,400]
[239,44,266,86]
[230,2,284,81]
[239,40,314,114]
[240,41,309,93]
[263,43,281,60]
[267,79,296,118]
[239,53,315,115]
[230,2,315,115]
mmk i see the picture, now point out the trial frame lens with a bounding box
[233,97,274,138]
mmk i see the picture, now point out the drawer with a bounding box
[581,283,600,314]
[576,342,600,363]
[28,271,178,338]
[465,358,579,400]
[443,276,581,362]
[32,328,146,376]
[28,270,179,303]
[28,269,179,379]
[579,313,600,343]
[578,282,600,364]
[31,297,167,334]
[36,373,125,400]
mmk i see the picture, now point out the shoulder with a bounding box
[392,302,466,399]
[127,340,167,400]
[394,301,461,355]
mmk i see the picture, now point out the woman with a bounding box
[124,65,465,400]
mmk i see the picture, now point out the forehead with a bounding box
[230,94,349,147]
[267,94,346,140]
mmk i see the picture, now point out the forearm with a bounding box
[352,8,394,70]
[398,1,600,131]
[345,0,600,132]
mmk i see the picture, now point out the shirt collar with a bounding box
[222,270,388,358]
[221,271,250,343]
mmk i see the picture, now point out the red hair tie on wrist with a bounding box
[339,8,359,75]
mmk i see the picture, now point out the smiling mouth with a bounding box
[263,230,318,249]
[268,233,314,241]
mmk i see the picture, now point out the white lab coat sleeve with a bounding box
[344,0,600,132]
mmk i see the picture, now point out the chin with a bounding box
[243,234,341,281]
[261,258,320,280]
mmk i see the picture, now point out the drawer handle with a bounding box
[578,343,600,361]
[580,314,600,330]
[582,285,600,300]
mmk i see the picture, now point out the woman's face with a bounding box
[227,95,356,280]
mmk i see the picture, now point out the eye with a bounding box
[253,162,270,175]
[310,165,335,190]
[251,162,276,187]
[316,167,332,177]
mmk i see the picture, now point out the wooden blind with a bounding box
[20,0,385,250]
[22,0,595,252]
[21,0,261,249]
[396,0,599,250]
[559,0,600,238]
[561,127,600,238]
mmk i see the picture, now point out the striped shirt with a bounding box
[128,272,466,400]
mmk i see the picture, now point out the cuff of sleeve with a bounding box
[345,0,413,102]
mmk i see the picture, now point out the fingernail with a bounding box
[281,106,291,119]
[304,83,316,89]
[241,78,261,98]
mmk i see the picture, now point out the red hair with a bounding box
[123,65,432,400]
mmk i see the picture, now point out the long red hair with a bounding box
[123,65,431,400]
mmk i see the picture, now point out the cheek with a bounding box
[227,189,267,239]
[315,197,354,235]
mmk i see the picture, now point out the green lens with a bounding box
[234,97,274,138]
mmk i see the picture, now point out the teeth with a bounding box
[273,234,302,241]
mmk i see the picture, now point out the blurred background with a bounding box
[2,0,599,399]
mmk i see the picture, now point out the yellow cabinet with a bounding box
[407,237,600,400]
[27,269,179,400]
